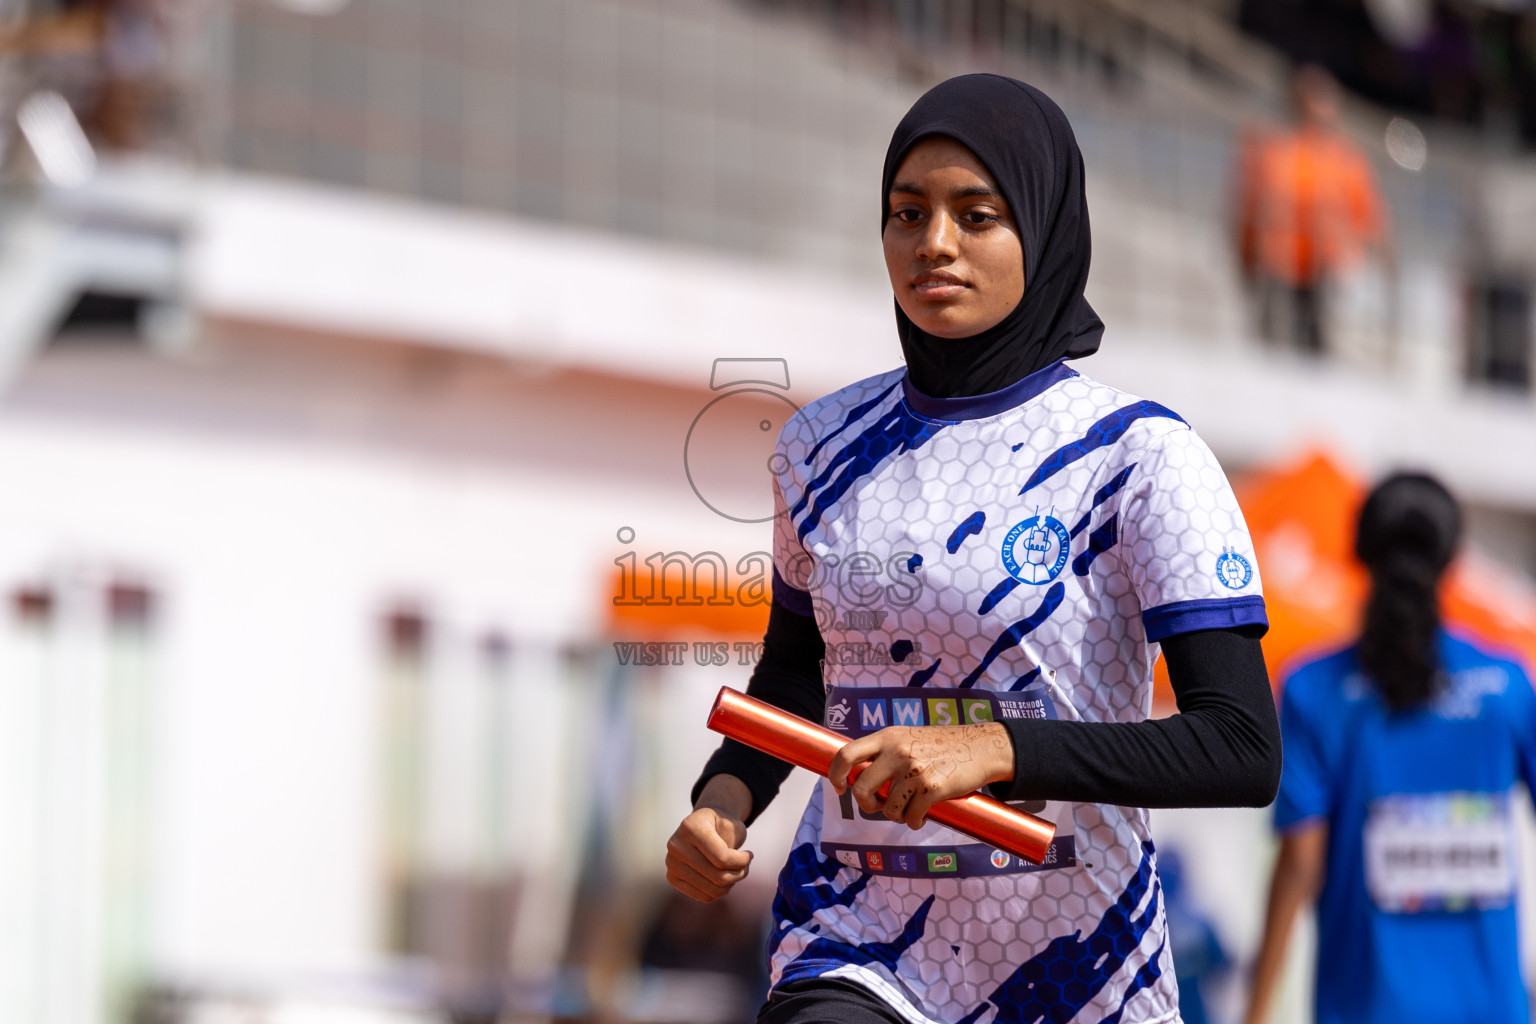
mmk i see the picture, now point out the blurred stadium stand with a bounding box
[0,2,1532,1023]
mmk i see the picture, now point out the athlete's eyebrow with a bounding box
[889,180,924,197]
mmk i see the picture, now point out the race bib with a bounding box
[1363,792,1515,913]
[820,684,1074,876]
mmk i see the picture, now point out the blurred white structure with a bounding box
[0,1,1531,1023]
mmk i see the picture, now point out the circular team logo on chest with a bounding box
[1002,511,1070,585]
[1215,547,1253,590]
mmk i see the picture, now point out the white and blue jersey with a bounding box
[766,360,1267,1024]
[1276,631,1536,1024]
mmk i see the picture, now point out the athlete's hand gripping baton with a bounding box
[706,687,1056,864]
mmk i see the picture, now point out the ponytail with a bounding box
[1354,473,1460,713]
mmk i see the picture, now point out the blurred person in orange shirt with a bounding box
[1236,65,1392,355]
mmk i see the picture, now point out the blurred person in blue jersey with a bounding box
[1243,473,1536,1024]
[1159,849,1232,1024]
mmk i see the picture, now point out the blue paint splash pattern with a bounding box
[1019,403,1183,496]
[956,842,1163,1024]
[1098,937,1168,1024]
[905,553,924,573]
[978,576,1022,615]
[1009,666,1043,692]
[1072,514,1120,577]
[792,403,947,542]
[946,511,987,554]
[909,658,943,687]
[1068,464,1137,539]
[890,639,915,663]
[778,894,938,990]
[960,583,1066,688]
[767,843,872,961]
[802,380,902,466]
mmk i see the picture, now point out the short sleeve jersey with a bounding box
[1275,633,1536,1024]
[765,360,1266,1024]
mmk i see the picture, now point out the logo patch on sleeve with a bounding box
[1215,547,1253,590]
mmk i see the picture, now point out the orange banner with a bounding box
[1235,449,1536,689]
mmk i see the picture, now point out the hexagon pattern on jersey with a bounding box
[763,365,1264,1024]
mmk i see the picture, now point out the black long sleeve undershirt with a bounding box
[692,599,827,825]
[692,600,1281,824]
[988,625,1281,807]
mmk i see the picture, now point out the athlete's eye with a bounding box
[890,207,923,225]
[962,209,1000,227]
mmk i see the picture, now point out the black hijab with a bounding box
[883,74,1103,399]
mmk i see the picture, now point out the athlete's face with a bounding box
[883,137,1026,340]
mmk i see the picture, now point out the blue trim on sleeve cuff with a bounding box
[772,565,815,617]
[1141,595,1268,642]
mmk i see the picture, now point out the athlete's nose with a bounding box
[916,210,960,262]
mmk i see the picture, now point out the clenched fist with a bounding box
[665,774,754,902]
[829,722,1015,829]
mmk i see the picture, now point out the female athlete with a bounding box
[667,74,1281,1024]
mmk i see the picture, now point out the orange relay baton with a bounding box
[706,687,1056,865]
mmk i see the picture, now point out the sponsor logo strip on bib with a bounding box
[825,685,1058,738]
[821,837,1076,877]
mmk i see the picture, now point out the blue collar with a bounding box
[901,360,1077,421]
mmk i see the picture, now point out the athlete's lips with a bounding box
[910,269,968,300]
